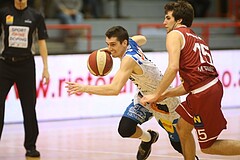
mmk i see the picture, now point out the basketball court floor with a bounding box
[0,107,239,160]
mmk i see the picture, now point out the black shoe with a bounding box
[25,149,40,157]
[137,130,159,160]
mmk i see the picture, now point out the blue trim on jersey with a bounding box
[126,39,138,56]
[124,38,149,65]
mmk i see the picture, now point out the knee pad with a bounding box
[118,117,137,138]
[170,141,183,154]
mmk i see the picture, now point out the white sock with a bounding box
[139,130,151,142]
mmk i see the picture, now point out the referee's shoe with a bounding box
[137,130,159,160]
[25,149,40,157]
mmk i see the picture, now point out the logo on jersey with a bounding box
[8,26,29,48]
[193,115,204,127]
[6,15,13,25]
[24,19,32,24]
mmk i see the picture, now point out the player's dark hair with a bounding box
[164,0,194,27]
[105,26,129,45]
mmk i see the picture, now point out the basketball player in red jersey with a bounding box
[141,1,240,160]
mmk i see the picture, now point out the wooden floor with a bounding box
[0,108,240,160]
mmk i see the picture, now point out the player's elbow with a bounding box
[132,35,147,46]
[107,86,121,95]
[138,36,147,46]
[169,64,179,72]
[111,88,122,95]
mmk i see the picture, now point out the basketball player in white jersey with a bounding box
[66,26,199,160]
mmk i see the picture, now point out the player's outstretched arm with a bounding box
[65,56,136,96]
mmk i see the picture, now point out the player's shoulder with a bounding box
[126,43,138,55]
[170,29,184,36]
[129,38,138,46]
[167,29,185,43]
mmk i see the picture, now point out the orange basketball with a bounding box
[87,49,113,76]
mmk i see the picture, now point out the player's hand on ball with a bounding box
[65,82,85,95]
[87,49,113,76]
[100,47,111,55]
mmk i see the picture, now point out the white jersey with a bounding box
[125,38,180,133]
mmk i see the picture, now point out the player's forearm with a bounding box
[82,84,121,96]
[163,84,187,98]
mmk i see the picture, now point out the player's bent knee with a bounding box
[118,126,136,138]
[118,117,137,137]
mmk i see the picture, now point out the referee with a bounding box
[0,0,49,157]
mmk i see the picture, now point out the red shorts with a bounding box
[176,79,227,149]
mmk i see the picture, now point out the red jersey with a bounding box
[173,26,218,92]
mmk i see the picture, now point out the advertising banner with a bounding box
[5,50,240,123]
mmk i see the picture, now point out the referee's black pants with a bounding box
[0,57,39,150]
